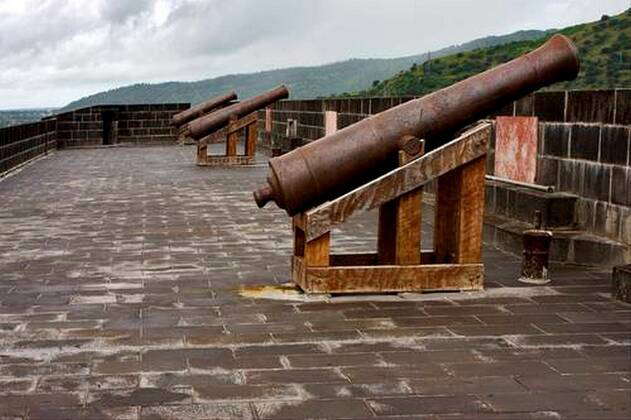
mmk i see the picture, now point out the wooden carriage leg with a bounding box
[245,123,258,158]
[293,216,330,292]
[378,150,423,265]
[226,115,238,157]
[196,141,208,165]
[433,155,486,264]
[305,232,330,267]
[378,190,423,265]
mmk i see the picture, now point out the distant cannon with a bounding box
[191,85,290,166]
[171,90,237,127]
[189,85,289,140]
[253,35,580,216]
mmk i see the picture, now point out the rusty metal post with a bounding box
[519,211,553,284]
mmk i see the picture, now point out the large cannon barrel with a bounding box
[189,85,289,139]
[254,35,580,216]
[171,90,237,127]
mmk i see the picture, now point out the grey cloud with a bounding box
[0,0,627,108]
[160,0,319,56]
[0,1,94,55]
[99,0,154,24]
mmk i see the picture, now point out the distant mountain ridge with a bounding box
[61,29,550,111]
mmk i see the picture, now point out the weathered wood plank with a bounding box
[394,149,424,265]
[246,123,258,157]
[196,141,208,165]
[305,233,330,267]
[434,155,485,264]
[304,263,483,293]
[227,112,257,134]
[304,123,490,241]
[378,149,423,265]
[455,155,486,263]
[394,187,423,264]
[196,156,255,166]
[226,115,238,157]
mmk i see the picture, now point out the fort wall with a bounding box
[0,119,56,176]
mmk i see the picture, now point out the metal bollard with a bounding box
[519,211,553,284]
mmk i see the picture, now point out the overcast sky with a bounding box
[0,0,628,109]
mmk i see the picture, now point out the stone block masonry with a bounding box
[56,103,190,148]
[1,103,190,176]
[0,119,56,176]
[265,89,631,151]
[538,122,630,245]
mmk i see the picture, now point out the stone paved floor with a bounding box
[0,146,629,419]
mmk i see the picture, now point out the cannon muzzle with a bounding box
[171,90,237,127]
[254,34,580,216]
[189,85,289,139]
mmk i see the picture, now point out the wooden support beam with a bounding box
[304,263,483,294]
[228,112,257,134]
[378,149,423,265]
[245,122,257,157]
[226,115,238,157]
[196,139,208,165]
[196,156,255,166]
[305,232,330,267]
[303,123,490,241]
[434,155,486,264]
[293,220,330,292]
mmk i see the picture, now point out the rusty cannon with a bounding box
[189,85,289,140]
[171,90,237,127]
[192,85,289,166]
[253,35,580,216]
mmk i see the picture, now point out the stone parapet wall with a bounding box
[0,120,56,175]
[536,122,630,245]
[55,103,190,148]
[0,102,191,175]
[265,89,630,150]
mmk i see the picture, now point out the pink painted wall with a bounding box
[495,116,539,184]
[325,111,338,136]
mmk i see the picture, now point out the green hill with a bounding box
[356,9,630,97]
[61,30,549,111]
